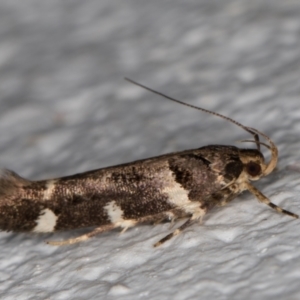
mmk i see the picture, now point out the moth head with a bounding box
[239,138,278,181]
[239,127,278,179]
[238,149,266,181]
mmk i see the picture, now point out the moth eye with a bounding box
[246,162,262,177]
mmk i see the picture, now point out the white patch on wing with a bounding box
[162,184,190,207]
[162,170,191,207]
[104,201,123,223]
[162,170,206,219]
[104,201,136,228]
[43,179,58,200]
[33,208,58,232]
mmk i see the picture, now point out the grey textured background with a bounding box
[1,1,300,299]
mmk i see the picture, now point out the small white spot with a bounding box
[43,179,57,200]
[33,208,58,232]
[104,201,136,229]
[104,201,124,223]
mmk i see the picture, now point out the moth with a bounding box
[0,79,297,246]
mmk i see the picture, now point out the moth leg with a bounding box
[152,212,176,226]
[153,205,207,247]
[119,227,128,234]
[168,217,177,230]
[221,179,235,190]
[47,224,117,246]
[154,218,195,247]
[246,182,299,218]
[149,211,177,228]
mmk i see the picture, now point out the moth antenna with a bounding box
[125,78,260,148]
[238,140,271,150]
[125,78,278,174]
[125,78,254,136]
[245,127,278,176]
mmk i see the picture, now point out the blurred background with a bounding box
[0,1,300,299]
[1,0,299,179]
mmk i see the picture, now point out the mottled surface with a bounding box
[0,0,300,299]
[0,145,255,232]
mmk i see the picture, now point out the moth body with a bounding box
[0,79,297,246]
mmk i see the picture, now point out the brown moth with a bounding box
[0,79,297,246]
